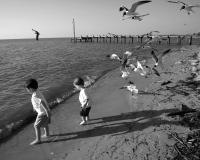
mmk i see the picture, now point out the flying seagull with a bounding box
[151,49,172,69]
[106,53,122,61]
[119,0,152,17]
[123,51,133,57]
[120,57,130,79]
[168,1,200,15]
[140,31,160,39]
[136,34,166,50]
[122,13,150,21]
[135,44,158,52]
[133,60,147,76]
[106,53,131,79]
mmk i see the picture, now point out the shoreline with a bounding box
[0,42,165,142]
[0,67,118,144]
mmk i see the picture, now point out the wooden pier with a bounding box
[71,35,200,45]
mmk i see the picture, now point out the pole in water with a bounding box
[72,18,76,43]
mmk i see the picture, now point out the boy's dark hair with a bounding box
[25,78,38,90]
[73,77,84,86]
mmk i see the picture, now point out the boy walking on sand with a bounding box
[25,79,51,145]
[73,77,91,125]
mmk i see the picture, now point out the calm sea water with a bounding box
[0,38,145,130]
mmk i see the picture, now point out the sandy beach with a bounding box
[0,45,200,160]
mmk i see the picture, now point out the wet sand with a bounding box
[0,45,200,160]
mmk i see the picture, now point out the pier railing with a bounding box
[71,35,200,45]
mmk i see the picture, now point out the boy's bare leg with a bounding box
[30,125,41,145]
[85,116,90,121]
[42,126,50,138]
[80,116,86,125]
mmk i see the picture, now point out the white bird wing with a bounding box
[152,67,160,76]
[122,16,131,20]
[137,13,150,18]
[136,61,144,70]
[157,49,171,69]
[110,54,121,61]
[159,49,171,60]
[127,85,139,93]
[129,0,151,13]
[150,50,158,64]
[168,1,187,6]
[124,51,133,57]
[188,5,200,9]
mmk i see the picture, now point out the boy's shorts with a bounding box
[80,106,91,117]
[34,114,50,127]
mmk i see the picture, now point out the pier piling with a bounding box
[70,34,198,45]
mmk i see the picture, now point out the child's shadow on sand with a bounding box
[43,108,180,144]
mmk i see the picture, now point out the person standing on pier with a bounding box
[32,29,40,40]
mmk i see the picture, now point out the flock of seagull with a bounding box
[106,45,173,96]
[119,0,200,21]
[106,0,200,96]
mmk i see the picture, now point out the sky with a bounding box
[0,0,200,39]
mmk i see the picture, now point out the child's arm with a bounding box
[41,100,51,118]
[82,89,89,108]
[82,98,89,108]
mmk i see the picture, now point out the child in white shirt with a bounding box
[25,79,51,145]
[73,77,91,125]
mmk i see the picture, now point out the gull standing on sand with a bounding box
[120,81,139,96]
[120,81,138,94]
[168,1,200,15]
[119,0,152,17]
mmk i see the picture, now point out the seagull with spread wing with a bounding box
[119,0,152,17]
[168,1,200,15]
[106,53,122,61]
[136,33,167,50]
[122,13,150,21]
[106,53,131,79]
[151,49,172,69]
[146,31,160,40]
